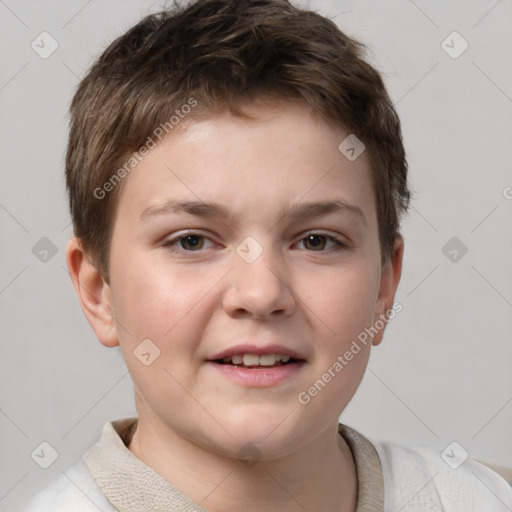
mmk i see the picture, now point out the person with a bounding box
[25,0,512,510]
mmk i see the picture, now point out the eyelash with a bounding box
[162,231,348,254]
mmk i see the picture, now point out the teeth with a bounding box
[243,354,260,366]
[219,354,294,366]
[259,354,277,366]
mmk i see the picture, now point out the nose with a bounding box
[222,243,296,320]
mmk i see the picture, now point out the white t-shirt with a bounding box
[24,418,512,512]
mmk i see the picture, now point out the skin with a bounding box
[67,101,403,512]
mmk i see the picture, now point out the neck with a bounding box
[128,412,358,512]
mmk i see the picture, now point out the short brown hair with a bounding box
[66,0,410,280]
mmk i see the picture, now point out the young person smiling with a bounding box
[25,1,512,510]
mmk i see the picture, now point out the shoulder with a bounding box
[24,458,116,512]
[372,439,512,511]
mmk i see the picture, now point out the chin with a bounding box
[218,412,306,460]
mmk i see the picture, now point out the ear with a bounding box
[65,237,119,348]
[371,235,404,347]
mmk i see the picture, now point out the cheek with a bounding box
[112,257,199,334]
[110,256,228,372]
[299,261,380,340]
[110,261,213,412]
[294,266,377,417]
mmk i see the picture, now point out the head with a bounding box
[66,0,410,459]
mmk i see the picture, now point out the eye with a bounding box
[162,231,348,254]
[297,233,347,252]
[163,233,214,252]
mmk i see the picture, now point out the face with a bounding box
[93,102,401,459]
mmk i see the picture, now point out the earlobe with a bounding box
[65,237,119,348]
[372,236,404,347]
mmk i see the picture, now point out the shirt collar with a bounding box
[84,417,384,511]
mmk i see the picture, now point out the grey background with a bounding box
[1,0,511,509]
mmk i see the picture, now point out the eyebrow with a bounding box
[140,198,367,226]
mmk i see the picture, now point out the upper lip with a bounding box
[208,344,306,361]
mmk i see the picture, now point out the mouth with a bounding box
[211,353,302,369]
[206,344,307,386]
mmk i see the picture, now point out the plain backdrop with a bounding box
[1,0,511,510]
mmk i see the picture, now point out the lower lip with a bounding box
[205,361,305,387]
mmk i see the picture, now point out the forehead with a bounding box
[115,101,377,230]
